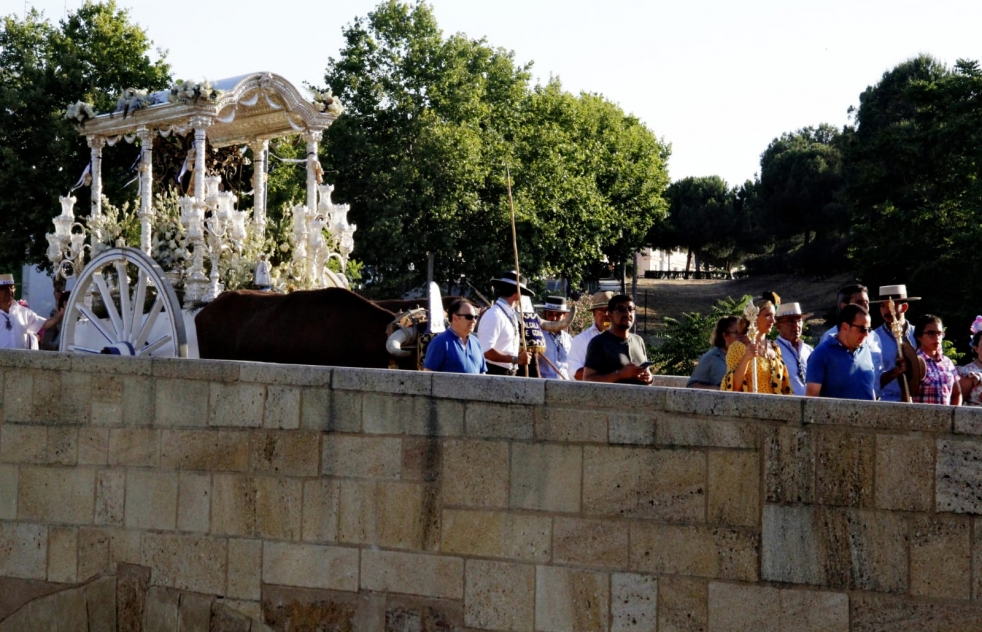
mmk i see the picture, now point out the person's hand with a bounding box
[887,357,906,379]
[517,350,531,366]
[743,341,758,360]
[636,367,653,385]
[618,363,650,382]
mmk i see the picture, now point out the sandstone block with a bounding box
[582,446,704,522]
[666,387,801,423]
[299,386,331,430]
[77,427,109,465]
[209,382,265,428]
[154,378,208,427]
[2,370,32,423]
[441,509,551,562]
[401,436,442,482]
[464,559,534,631]
[761,504,822,585]
[510,443,581,513]
[125,469,178,530]
[329,390,363,432]
[238,362,332,387]
[0,464,16,519]
[141,532,227,595]
[441,439,509,508]
[608,412,656,445]
[143,587,180,632]
[465,402,534,440]
[59,370,90,424]
[708,582,848,632]
[631,523,758,582]
[874,434,933,512]
[432,371,544,405]
[85,576,117,632]
[263,542,359,592]
[360,550,463,600]
[815,428,874,507]
[937,438,982,514]
[18,465,95,524]
[160,429,250,472]
[538,406,608,443]
[46,426,77,465]
[31,368,64,424]
[263,385,301,429]
[553,517,629,568]
[303,479,340,543]
[658,577,707,632]
[255,476,303,540]
[333,367,432,396]
[764,426,815,504]
[108,428,159,467]
[227,538,262,601]
[362,393,464,437]
[49,587,88,632]
[779,589,849,632]
[339,480,440,551]
[804,397,951,432]
[545,379,666,411]
[708,450,759,527]
[0,424,46,463]
[822,508,908,593]
[655,413,759,449]
[322,435,401,479]
[152,357,239,382]
[77,527,110,580]
[535,565,610,632]
[176,591,213,631]
[71,354,151,376]
[177,471,211,533]
[910,514,970,600]
[954,405,982,435]
[46,527,77,583]
[109,528,142,569]
[249,430,320,477]
[91,374,124,426]
[94,469,125,526]
[121,375,154,426]
[0,522,46,580]
[611,572,657,632]
[850,592,982,632]
[212,473,256,537]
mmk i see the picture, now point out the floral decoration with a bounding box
[64,100,96,125]
[311,88,345,116]
[114,88,152,118]
[167,79,223,105]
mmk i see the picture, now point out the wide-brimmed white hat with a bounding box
[870,284,920,303]
[535,296,570,313]
[775,302,813,320]
[0,274,14,287]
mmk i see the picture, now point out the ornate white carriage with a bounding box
[49,73,356,357]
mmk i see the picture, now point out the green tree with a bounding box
[0,1,170,271]
[843,55,982,330]
[660,176,734,277]
[318,1,670,296]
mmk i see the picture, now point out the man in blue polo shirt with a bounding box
[423,298,487,374]
[805,304,876,400]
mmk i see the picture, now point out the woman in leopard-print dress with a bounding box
[721,293,793,395]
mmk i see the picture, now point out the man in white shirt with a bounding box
[568,291,613,380]
[0,274,62,350]
[774,302,814,396]
[476,271,534,376]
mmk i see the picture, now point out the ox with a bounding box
[195,288,418,369]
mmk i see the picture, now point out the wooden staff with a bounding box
[743,300,759,393]
[505,165,529,377]
[887,297,912,402]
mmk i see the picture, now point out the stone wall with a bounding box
[1,349,981,630]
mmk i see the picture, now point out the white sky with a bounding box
[13,0,982,187]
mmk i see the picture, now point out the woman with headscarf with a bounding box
[721,293,793,395]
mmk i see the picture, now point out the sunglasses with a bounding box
[454,313,477,321]
[613,305,636,314]
[847,323,873,334]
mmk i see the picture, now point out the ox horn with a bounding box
[386,325,416,358]
[539,305,577,333]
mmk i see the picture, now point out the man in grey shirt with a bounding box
[582,294,652,386]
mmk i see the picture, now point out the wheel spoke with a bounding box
[76,304,117,344]
[134,294,165,348]
[137,334,172,356]
[67,345,104,353]
[115,261,133,342]
[129,270,148,342]
[93,273,124,339]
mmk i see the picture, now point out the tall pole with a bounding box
[505,165,528,377]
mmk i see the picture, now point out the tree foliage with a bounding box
[0,1,170,271]
[318,1,669,296]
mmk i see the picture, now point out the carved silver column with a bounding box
[135,127,154,254]
[250,139,268,236]
[87,136,106,246]
[185,117,212,302]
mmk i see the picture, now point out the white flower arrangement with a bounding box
[167,79,223,105]
[64,101,96,125]
[311,88,345,116]
[114,88,151,118]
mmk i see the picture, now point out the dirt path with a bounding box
[631,274,853,335]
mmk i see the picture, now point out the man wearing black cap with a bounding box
[477,271,533,376]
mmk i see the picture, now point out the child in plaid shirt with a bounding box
[912,314,962,406]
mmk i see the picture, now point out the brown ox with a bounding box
[195,288,416,369]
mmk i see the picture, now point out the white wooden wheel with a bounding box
[59,247,188,357]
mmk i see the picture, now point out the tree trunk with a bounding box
[693,250,702,280]
[685,249,692,279]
